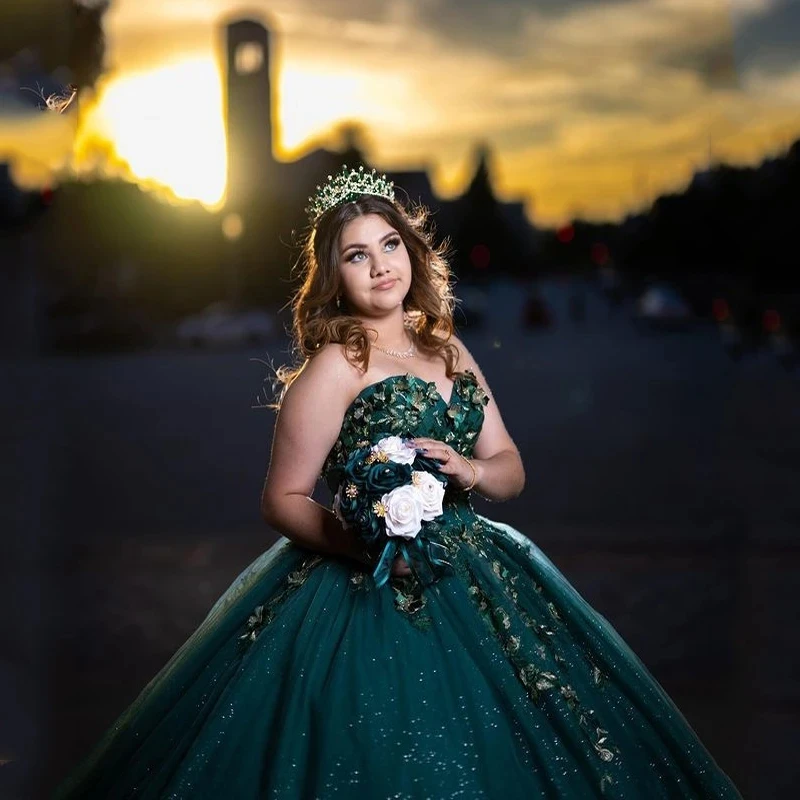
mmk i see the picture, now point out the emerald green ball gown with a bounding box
[55,371,741,799]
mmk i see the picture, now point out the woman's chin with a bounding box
[364,290,404,309]
[352,303,403,320]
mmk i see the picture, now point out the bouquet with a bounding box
[333,436,455,588]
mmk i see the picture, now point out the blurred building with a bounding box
[0,165,42,355]
[225,20,277,212]
[1,12,542,357]
[221,16,539,297]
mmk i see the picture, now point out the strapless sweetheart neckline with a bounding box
[343,371,468,419]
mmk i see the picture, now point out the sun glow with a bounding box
[276,65,383,155]
[89,58,227,207]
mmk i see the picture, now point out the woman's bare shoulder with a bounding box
[285,343,363,410]
[436,332,477,372]
[445,333,495,396]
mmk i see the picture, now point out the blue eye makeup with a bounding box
[346,237,401,263]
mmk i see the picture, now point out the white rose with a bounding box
[381,485,424,539]
[332,488,350,529]
[412,471,445,521]
[374,436,417,465]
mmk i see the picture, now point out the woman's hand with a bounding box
[380,438,479,579]
[386,439,478,578]
[355,544,411,577]
[391,554,412,577]
[408,437,479,491]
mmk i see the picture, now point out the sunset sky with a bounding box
[13,0,800,224]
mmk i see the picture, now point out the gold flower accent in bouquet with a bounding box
[372,500,387,518]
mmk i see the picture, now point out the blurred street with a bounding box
[3,2,800,796]
[2,279,798,798]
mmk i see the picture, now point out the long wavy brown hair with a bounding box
[275,194,460,403]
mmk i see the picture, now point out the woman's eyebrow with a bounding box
[340,230,398,254]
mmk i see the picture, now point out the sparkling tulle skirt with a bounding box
[55,513,741,799]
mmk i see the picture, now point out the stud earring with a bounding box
[336,295,341,309]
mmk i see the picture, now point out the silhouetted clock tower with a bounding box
[223,17,283,306]
[224,18,277,210]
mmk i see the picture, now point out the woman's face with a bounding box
[336,213,412,318]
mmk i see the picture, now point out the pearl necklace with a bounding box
[372,341,416,359]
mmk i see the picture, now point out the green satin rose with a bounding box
[363,461,411,494]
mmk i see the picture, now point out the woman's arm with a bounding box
[452,335,525,502]
[260,345,372,565]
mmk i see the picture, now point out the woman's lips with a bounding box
[373,279,397,290]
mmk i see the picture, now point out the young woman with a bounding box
[56,166,741,799]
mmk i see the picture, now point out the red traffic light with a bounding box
[591,242,609,265]
[556,224,574,243]
[469,244,491,270]
[763,309,781,333]
[711,298,729,323]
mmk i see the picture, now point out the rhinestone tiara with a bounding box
[306,164,395,224]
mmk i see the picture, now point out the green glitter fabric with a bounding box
[54,370,741,799]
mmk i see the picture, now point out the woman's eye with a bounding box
[346,238,400,263]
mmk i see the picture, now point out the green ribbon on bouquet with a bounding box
[372,533,454,589]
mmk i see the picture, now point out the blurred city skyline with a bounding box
[2,0,800,224]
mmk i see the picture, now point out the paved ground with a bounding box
[2,279,798,798]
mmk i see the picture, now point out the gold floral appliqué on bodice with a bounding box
[241,369,625,780]
[320,369,492,633]
[321,369,489,494]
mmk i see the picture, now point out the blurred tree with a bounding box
[615,136,800,327]
[452,143,536,281]
[331,120,371,164]
[67,0,110,90]
[0,0,109,91]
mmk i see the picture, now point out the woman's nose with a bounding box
[371,256,390,276]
